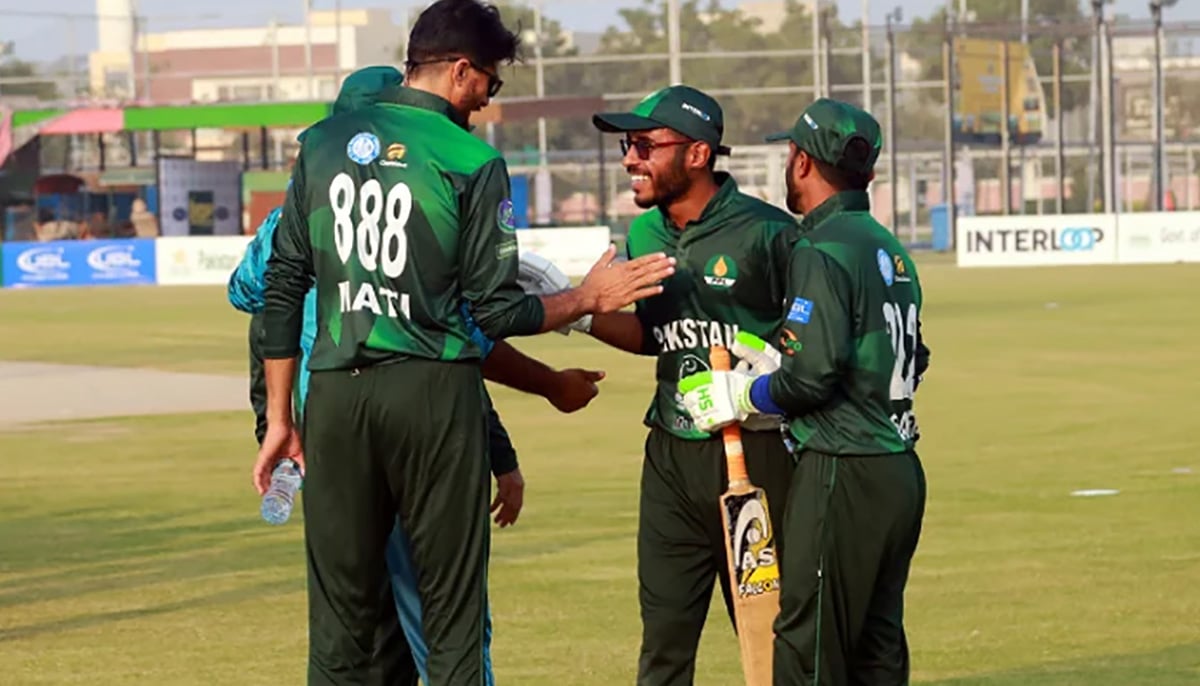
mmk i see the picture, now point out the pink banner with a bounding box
[0,107,12,168]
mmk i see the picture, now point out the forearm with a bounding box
[537,288,593,334]
[262,166,312,358]
[588,312,651,355]
[264,357,298,427]
[484,396,519,477]
[760,368,837,417]
[482,340,559,399]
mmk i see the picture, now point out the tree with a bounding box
[0,59,58,101]
[580,0,864,147]
[393,2,590,154]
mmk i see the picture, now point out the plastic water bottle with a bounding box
[261,459,303,525]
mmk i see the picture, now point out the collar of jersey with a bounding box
[391,87,470,130]
[661,172,739,238]
[797,190,871,234]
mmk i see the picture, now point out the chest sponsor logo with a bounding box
[652,319,739,353]
[703,254,738,289]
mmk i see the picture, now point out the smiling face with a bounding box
[621,128,697,210]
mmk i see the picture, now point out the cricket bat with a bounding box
[712,344,781,686]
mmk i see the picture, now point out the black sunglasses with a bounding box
[407,57,503,98]
[620,137,694,160]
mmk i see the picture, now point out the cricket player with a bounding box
[253,1,676,683]
[677,98,931,685]
[583,85,799,685]
[232,210,593,686]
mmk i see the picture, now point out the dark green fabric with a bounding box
[334,66,404,115]
[636,427,794,686]
[247,319,518,478]
[773,450,926,686]
[624,172,798,439]
[301,359,490,686]
[369,582,420,686]
[769,191,930,455]
[248,313,268,445]
[764,98,883,174]
[263,89,544,368]
[483,390,518,476]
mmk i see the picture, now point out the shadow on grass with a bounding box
[927,643,1200,686]
[0,504,303,609]
[0,577,301,642]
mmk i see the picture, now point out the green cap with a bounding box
[765,98,882,174]
[593,85,732,156]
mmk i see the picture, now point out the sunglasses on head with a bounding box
[408,56,503,97]
[620,137,694,160]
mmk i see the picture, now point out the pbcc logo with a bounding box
[1060,227,1104,251]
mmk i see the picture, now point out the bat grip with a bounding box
[710,345,750,485]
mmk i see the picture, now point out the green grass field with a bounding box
[2,258,1199,685]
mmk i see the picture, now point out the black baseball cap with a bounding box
[765,98,882,174]
[593,85,732,156]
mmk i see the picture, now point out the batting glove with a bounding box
[677,369,759,433]
[516,252,592,335]
[730,332,784,431]
[731,331,781,375]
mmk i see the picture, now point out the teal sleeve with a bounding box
[767,246,853,415]
[263,159,313,359]
[227,207,281,314]
[459,157,545,339]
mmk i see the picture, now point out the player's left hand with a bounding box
[491,468,525,527]
[677,369,757,433]
[547,368,606,413]
[732,331,781,376]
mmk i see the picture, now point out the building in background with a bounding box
[88,0,402,104]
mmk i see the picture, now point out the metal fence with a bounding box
[3,2,1200,237]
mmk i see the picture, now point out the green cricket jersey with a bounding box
[767,191,931,455]
[626,173,798,439]
[263,88,545,368]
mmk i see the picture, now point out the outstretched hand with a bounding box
[578,245,675,314]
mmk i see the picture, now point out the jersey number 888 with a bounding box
[329,172,411,278]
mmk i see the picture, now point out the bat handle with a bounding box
[710,345,750,485]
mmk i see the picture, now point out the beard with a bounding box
[784,163,802,214]
[634,153,691,210]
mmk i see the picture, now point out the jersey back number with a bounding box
[882,301,918,441]
[328,172,412,319]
